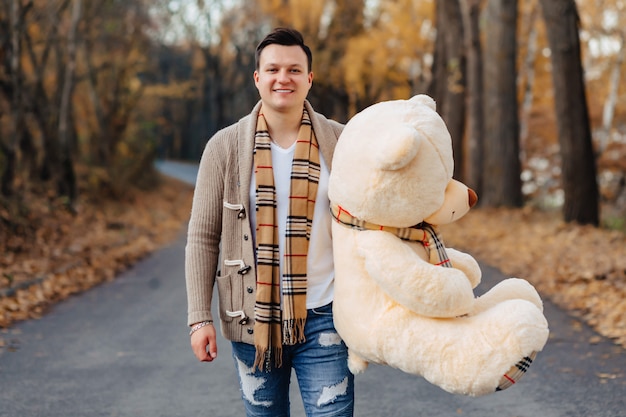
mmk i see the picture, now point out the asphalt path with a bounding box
[0,160,624,417]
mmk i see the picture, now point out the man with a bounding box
[185,27,354,416]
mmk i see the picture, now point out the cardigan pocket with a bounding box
[216,273,244,323]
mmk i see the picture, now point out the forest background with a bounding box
[1,0,625,352]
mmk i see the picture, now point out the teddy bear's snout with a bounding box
[468,188,478,208]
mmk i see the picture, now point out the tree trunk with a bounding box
[459,0,484,194]
[519,1,539,148]
[539,0,599,225]
[428,0,449,115]
[83,38,109,165]
[57,0,81,207]
[22,0,67,184]
[2,0,22,196]
[482,0,523,207]
[440,0,467,182]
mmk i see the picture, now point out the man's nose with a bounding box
[277,69,290,82]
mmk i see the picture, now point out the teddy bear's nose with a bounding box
[468,188,478,208]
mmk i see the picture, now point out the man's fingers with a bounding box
[208,338,218,359]
[191,325,218,362]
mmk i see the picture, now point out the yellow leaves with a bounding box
[257,0,329,30]
[596,372,620,380]
[128,76,142,93]
[256,0,435,111]
[116,141,131,159]
[343,36,374,97]
[288,0,328,36]
[340,0,435,111]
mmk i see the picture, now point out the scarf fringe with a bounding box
[282,318,307,345]
[254,345,283,372]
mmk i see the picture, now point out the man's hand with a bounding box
[190,324,218,362]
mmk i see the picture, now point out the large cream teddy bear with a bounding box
[328,95,549,396]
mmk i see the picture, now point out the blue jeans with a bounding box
[231,303,355,417]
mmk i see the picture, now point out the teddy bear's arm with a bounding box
[446,248,481,289]
[356,231,475,318]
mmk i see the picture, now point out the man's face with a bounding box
[254,44,313,113]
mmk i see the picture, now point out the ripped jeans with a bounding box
[231,303,355,417]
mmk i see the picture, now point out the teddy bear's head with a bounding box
[329,94,477,228]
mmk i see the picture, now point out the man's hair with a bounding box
[255,27,313,72]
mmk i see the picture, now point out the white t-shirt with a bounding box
[249,141,334,309]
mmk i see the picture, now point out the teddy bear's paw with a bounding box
[472,278,544,315]
[495,351,537,392]
[348,351,369,374]
[505,278,544,311]
[447,248,481,288]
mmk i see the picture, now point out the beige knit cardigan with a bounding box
[185,100,343,344]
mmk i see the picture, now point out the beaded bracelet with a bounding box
[189,320,213,336]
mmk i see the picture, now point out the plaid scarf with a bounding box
[330,203,452,268]
[253,107,320,371]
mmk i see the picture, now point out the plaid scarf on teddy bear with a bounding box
[329,203,452,267]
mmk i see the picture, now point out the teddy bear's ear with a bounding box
[375,124,422,171]
[409,94,437,111]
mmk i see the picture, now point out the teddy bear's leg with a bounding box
[347,349,369,374]
[470,299,548,395]
[472,278,543,315]
[419,298,548,396]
